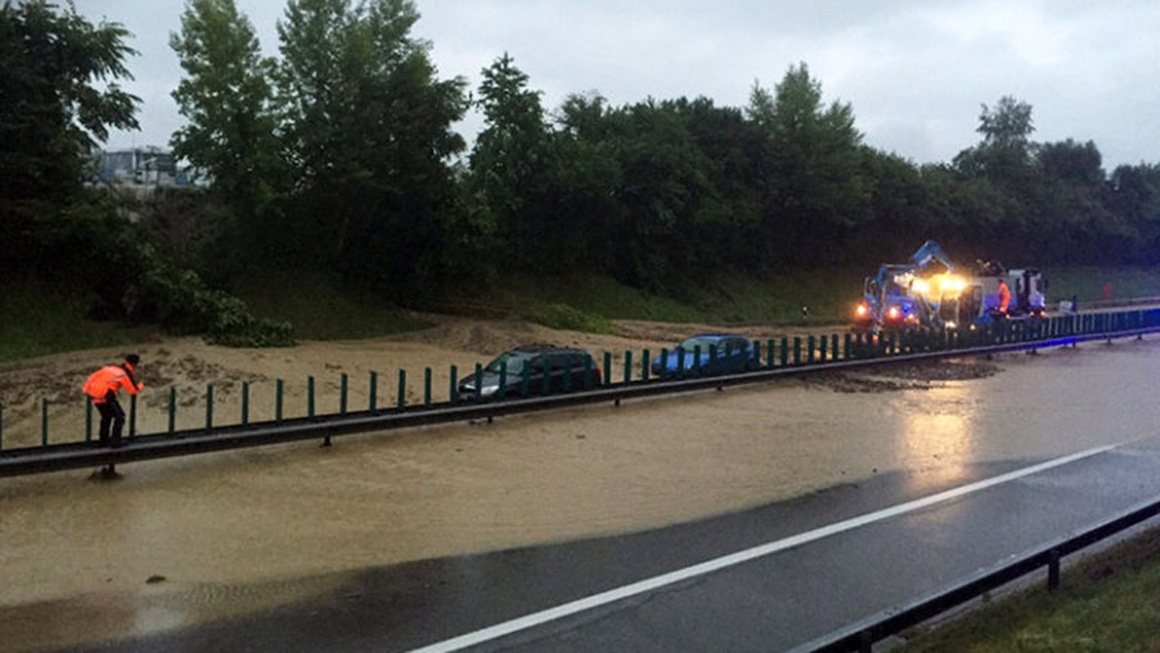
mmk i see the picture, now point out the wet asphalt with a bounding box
[69,436,1160,653]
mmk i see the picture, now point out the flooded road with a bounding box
[2,338,1160,651]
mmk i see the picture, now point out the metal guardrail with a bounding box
[3,308,1160,478]
[788,495,1160,652]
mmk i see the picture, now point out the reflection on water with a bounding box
[899,382,978,488]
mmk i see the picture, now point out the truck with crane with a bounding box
[853,241,1047,332]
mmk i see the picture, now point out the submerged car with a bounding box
[651,334,758,377]
[458,345,602,400]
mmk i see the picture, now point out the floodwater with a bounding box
[3,339,1160,651]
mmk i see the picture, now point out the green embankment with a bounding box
[3,267,1160,364]
[900,528,1160,652]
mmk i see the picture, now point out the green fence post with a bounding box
[807,336,816,364]
[206,384,214,431]
[86,396,93,442]
[751,342,760,370]
[676,347,686,379]
[693,345,703,376]
[369,371,378,412]
[450,365,459,402]
[424,367,433,406]
[659,348,669,379]
[474,363,483,401]
[764,340,773,368]
[831,334,839,361]
[276,379,284,423]
[242,381,250,426]
[307,376,315,418]
[398,369,407,409]
[819,335,827,362]
[780,338,789,367]
[583,356,592,390]
[41,398,48,447]
[340,373,348,415]
[707,345,716,372]
[495,363,505,401]
[129,394,137,439]
[639,350,648,382]
[603,352,612,386]
[793,337,802,366]
[166,387,175,435]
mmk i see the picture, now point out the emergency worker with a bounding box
[998,280,1011,315]
[83,354,143,449]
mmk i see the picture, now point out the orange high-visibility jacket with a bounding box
[998,282,1011,313]
[83,364,141,403]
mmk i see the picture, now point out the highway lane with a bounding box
[72,438,1160,652]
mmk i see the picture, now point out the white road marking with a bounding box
[407,444,1117,653]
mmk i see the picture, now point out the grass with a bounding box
[230,271,431,341]
[0,281,153,364]
[900,528,1160,652]
[6,265,1160,363]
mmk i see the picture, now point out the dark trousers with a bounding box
[96,397,125,449]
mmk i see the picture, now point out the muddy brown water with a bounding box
[3,339,1160,651]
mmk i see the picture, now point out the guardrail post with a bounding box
[206,384,214,431]
[474,364,482,401]
[639,350,648,382]
[496,363,505,401]
[659,348,669,379]
[693,345,703,375]
[780,338,789,367]
[425,367,433,405]
[807,336,816,364]
[340,373,348,415]
[1048,549,1061,590]
[398,370,407,409]
[307,376,315,419]
[793,337,802,366]
[450,366,458,402]
[242,381,250,426]
[831,334,839,361]
[129,394,137,439]
[41,398,48,447]
[86,396,93,442]
[818,335,826,362]
[603,352,612,386]
[275,379,284,423]
[751,341,760,369]
[370,371,378,412]
[676,347,686,379]
[583,356,592,390]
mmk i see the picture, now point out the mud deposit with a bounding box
[2,322,1159,652]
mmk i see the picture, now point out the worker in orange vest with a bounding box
[998,279,1011,315]
[83,353,143,449]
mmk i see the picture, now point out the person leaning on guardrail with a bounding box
[82,353,144,451]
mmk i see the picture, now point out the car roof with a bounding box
[509,344,590,355]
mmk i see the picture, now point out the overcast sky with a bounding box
[78,0,1158,169]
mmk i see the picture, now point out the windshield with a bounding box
[677,337,720,351]
[485,351,531,375]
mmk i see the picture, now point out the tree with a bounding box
[170,0,285,241]
[0,0,139,202]
[954,96,1035,181]
[469,52,550,267]
[748,63,868,266]
[276,0,469,296]
[0,0,140,278]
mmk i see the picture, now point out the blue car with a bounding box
[651,334,758,377]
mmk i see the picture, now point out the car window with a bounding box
[486,351,531,375]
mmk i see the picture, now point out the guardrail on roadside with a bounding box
[787,495,1160,653]
[2,307,1160,478]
